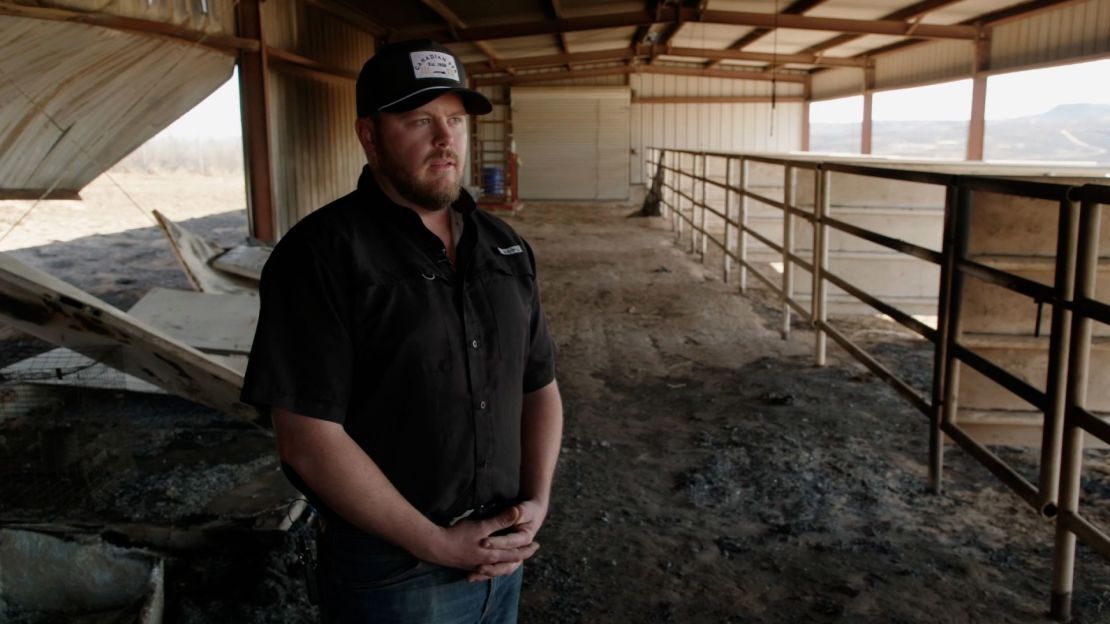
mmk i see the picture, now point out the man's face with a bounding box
[364,93,468,212]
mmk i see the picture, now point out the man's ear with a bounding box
[355,117,377,165]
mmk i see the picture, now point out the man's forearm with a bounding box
[272,408,538,574]
[519,380,563,508]
[272,408,445,558]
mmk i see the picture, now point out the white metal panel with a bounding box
[598,95,631,199]
[632,102,802,178]
[990,0,1110,71]
[874,39,975,90]
[512,87,631,200]
[631,72,804,98]
[0,16,234,195]
[47,0,236,34]
[810,66,864,100]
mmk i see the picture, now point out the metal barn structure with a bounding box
[1,0,1110,621]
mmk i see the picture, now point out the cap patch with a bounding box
[410,51,460,81]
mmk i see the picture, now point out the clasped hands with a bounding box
[421,499,547,582]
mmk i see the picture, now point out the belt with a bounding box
[448,501,512,526]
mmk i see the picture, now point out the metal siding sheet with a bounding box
[874,40,974,90]
[48,0,236,34]
[991,0,1110,71]
[0,16,234,193]
[512,87,630,200]
[268,71,364,235]
[811,67,864,101]
[261,3,375,237]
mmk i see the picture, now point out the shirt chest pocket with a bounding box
[475,253,536,366]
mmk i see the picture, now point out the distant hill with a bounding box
[811,103,1110,164]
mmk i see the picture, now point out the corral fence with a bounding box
[644,147,1109,622]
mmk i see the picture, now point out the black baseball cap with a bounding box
[356,39,492,116]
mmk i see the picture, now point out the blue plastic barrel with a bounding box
[482,166,504,196]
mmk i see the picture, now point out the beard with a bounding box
[375,143,462,211]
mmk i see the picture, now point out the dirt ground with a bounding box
[1,173,1109,623]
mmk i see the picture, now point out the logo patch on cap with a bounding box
[410,51,460,81]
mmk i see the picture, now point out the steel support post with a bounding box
[940,187,972,449]
[723,158,734,283]
[739,159,749,294]
[782,165,796,340]
[814,169,830,366]
[1040,198,1079,515]
[929,184,960,494]
[1050,200,1101,622]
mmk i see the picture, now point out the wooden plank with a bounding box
[152,211,258,295]
[0,252,258,424]
[128,288,258,355]
[210,246,269,282]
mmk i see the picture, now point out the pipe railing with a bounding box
[644,147,1109,622]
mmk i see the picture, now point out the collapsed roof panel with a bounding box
[0,251,257,423]
[0,15,234,198]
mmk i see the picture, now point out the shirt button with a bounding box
[479,400,487,410]
[471,339,479,349]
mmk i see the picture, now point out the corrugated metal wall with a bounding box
[811,67,863,101]
[810,0,1110,101]
[0,16,234,194]
[991,0,1110,71]
[496,69,804,191]
[512,87,631,200]
[874,39,974,90]
[630,73,802,185]
[261,0,374,236]
[48,0,235,34]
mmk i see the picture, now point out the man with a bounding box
[242,39,563,623]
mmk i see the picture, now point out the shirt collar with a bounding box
[356,165,478,224]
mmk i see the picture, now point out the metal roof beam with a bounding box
[303,0,387,38]
[850,0,1087,61]
[402,7,978,44]
[0,1,258,53]
[474,63,805,86]
[797,0,965,59]
[468,48,641,74]
[706,0,828,68]
[419,0,503,67]
[466,45,864,75]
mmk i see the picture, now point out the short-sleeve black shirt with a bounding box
[241,167,556,527]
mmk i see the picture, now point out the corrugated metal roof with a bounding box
[0,15,234,196]
[48,0,235,34]
[991,0,1110,71]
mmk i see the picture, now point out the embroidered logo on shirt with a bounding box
[410,51,460,81]
[497,245,524,256]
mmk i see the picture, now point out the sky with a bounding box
[159,68,243,140]
[164,59,1110,137]
[809,58,1110,123]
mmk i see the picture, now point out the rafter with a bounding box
[836,0,1085,66]
[795,0,965,62]
[419,0,503,70]
[473,63,806,87]
[464,45,864,76]
[706,0,827,69]
[401,7,979,44]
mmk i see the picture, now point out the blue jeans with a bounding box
[318,523,522,624]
